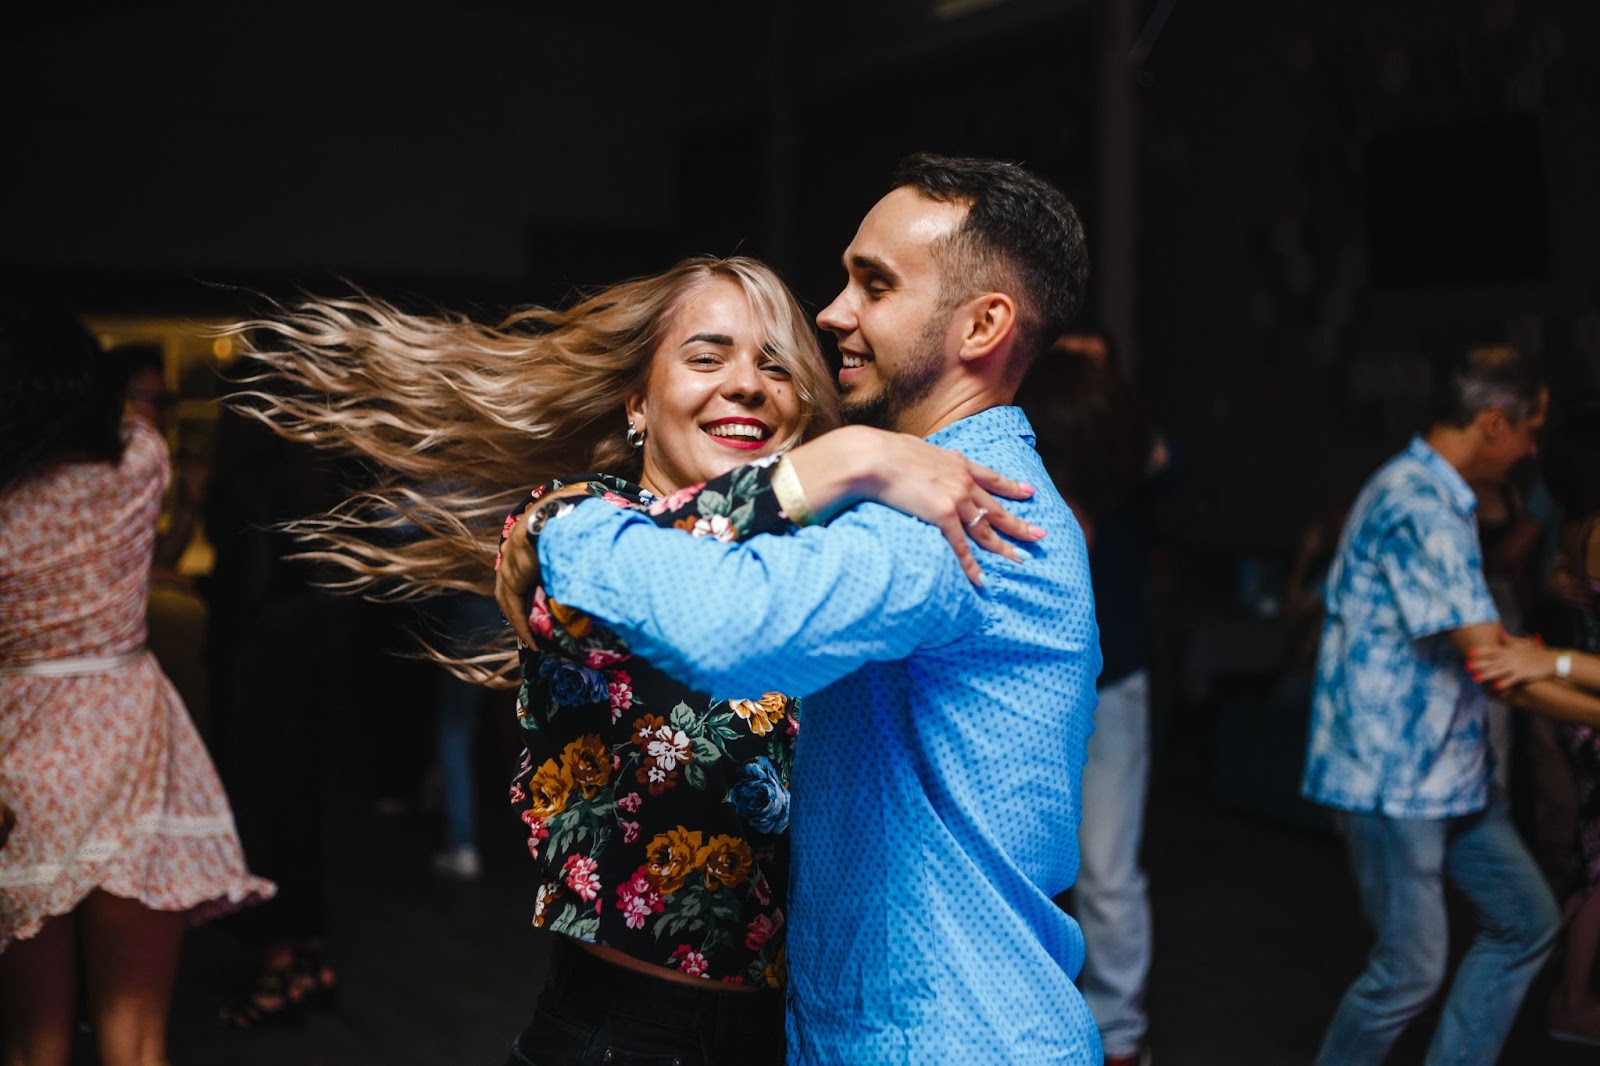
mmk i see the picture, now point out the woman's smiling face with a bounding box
[628,277,803,495]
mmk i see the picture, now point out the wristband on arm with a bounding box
[770,454,819,528]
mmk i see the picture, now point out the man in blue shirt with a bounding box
[1302,344,1561,1064]
[500,155,1102,1064]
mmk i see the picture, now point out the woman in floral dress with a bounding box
[0,301,273,1066]
[234,257,1030,1064]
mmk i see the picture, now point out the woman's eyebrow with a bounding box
[680,332,734,347]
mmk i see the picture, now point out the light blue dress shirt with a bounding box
[539,406,1103,1065]
[1302,435,1501,819]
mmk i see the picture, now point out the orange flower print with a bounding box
[643,827,704,894]
[560,734,611,799]
[697,834,754,891]
[763,944,786,988]
[548,599,593,639]
[729,692,788,736]
[526,758,572,820]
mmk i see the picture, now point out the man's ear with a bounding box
[1478,405,1510,441]
[956,292,1018,364]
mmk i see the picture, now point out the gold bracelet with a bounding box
[770,454,818,528]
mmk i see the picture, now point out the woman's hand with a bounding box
[1468,636,1558,689]
[784,426,1045,587]
[493,484,594,646]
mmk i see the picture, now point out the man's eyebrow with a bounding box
[680,332,734,347]
[845,253,898,282]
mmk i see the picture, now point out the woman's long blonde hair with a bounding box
[227,256,839,685]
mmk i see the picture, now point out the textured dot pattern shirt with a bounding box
[1302,435,1501,819]
[539,407,1103,1064]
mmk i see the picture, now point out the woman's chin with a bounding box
[686,446,779,485]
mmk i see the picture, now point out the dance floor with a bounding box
[45,671,1565,1066]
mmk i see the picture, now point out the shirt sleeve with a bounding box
[1377,506,1499,640]
[536,499,987,697]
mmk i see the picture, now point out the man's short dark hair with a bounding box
[891,153,1089,365]
[1428,343,1544,428]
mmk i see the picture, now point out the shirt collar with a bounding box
[1405,434,1478,517]
[924,405,1036,449]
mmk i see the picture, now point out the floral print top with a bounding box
[501,463,797,986]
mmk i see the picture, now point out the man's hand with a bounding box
[0,799,16,851]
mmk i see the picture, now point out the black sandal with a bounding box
[218,957,308,1030]
[293,940,340,1011]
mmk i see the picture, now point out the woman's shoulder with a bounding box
[110,416,170,500]
[120,415,169,476]
[531,472,650,507]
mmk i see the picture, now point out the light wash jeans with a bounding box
[1076,669,1153,1058]
[1315,793,1560,1066]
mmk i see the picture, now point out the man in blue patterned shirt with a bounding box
[1302,344,1560,1064]
[500,155,1103,1064]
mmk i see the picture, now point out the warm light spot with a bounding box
[212,335,234,359]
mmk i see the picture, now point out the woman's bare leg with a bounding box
[1557,887,1600,1015]
[78,890,185,1066]
[0,912,77,1066]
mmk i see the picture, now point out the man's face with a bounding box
[1482,387,1548,483]
[815,187,967,431]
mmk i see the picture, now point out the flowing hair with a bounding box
[225,256,839,685]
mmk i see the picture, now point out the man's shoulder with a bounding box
[1355,452,1460,533]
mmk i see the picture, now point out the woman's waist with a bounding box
[533,936,785,1050]
[0,645,148,677]
[0,608,147,664]
[572,939,775,994]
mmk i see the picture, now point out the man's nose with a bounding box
[816,291,851,334]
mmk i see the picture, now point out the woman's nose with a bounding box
[721,357,765,404]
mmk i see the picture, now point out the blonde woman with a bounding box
[234,256,1035,1065]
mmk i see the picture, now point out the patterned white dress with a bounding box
[0,416,273,948]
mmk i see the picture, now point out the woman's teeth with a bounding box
[705,424,767,440]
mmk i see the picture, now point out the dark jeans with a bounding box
[506,939,784,1066]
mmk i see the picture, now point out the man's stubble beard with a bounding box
[838,311,947,431]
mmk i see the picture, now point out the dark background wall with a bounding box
[5,0,1598,557]
[1138,0,1600,547]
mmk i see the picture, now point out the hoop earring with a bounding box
[625,421,646,449]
